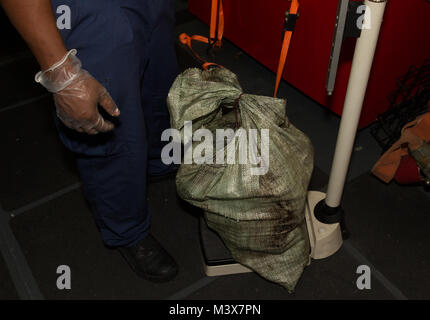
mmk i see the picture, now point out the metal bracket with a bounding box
[326,0,365,95]
[344,1,365,38]
[284,11,299,32]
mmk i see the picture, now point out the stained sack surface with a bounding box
[167,67,314,291]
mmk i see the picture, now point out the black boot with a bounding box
[118,234,178,282]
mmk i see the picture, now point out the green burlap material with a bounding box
[167,67,314,291]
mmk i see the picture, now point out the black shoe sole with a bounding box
[118,248,179,283]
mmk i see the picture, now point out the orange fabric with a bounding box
[372,112,430,183]
[274,0,300,98]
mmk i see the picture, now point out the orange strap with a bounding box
[274,0,299,98]
[179,0,224,69]
[181,0,298,92]
[209,0,224,48]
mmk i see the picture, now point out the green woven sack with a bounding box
[167,67,314,291]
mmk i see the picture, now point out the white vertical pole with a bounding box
[325,0,387,208]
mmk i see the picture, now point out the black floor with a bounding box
[1,0,429,300]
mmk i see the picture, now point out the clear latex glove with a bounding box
[35,49,120,135]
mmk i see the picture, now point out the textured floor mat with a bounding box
[187,244,393,300]
[0,252,19,299]
[0,56,45,110]
[343,173,430,299]
[9,179,205,299]
[0,98,79,211]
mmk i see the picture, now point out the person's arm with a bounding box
[1,0,120,134]
[0,0,67,70]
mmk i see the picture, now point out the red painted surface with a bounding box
[188,0,430,127]
[395,155,422,185]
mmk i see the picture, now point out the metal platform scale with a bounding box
[198,0,388,276]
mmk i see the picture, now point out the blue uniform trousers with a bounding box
[51,0,179,247]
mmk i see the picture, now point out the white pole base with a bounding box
[305,191,343,260]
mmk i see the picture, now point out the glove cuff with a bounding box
[35,49,82,93]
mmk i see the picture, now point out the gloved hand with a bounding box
[35,49,120,135]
